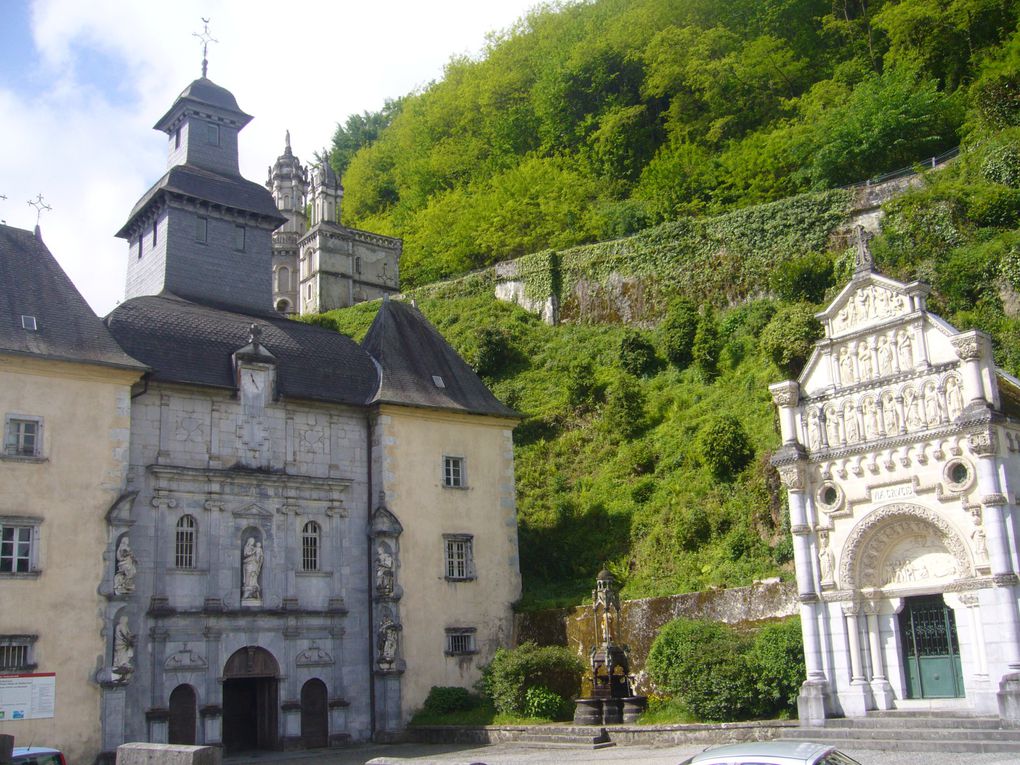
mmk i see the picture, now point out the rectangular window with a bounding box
[207,122,220,146]
[445,628,477,655]
[20,315,37,331]
[234,225,246,251]
[0,635,37,671]
[444,535,474,581]
[175,515,196,569]
[0,520,38,574]
[355,256,362,274]
[137,236,143,260]
[4,415,42,458]
[152,218,158,247]
[301,521,320,572]
[195,216,208,243]
[443,456,464,488]
[174,127,181,149]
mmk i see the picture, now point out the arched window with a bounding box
[275,299,290,314]
[277,266,290,292]
[302,521,320,572]
[168,684,197,744]
[175,515,196,569]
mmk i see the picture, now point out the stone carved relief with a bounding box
[897,330,914,371]
[844,402,861,444]
[825,405,840,447]
[112,614,135,683]
[832,284,908,335]
[839,503,971,590]
[113,535,138,595]
[946,376,964,420]
[298,425,324,454]
[296,642,334,667]
[857,341,873,382]
[377,609,401,669]
[904,388,924,432]
[951,333,982,362]
[174,415,205,444]
[164,645,208,671]
[375,541,395,596]
[818,531,835,586]
[807,409,822,450]
[839,347,855,385]
[877,335,895,376]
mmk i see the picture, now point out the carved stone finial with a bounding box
[248,323,262,347]
[853,225,874,274]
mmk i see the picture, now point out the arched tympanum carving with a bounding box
[839,503,971,590]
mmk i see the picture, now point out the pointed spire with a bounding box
[284,130,292,157]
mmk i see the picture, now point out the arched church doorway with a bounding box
[300,678,328,748]
[222,646,280,752]
[899,594,964,699]
[168,684,196,744]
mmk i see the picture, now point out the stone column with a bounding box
[952,332,990,408]
[842,602,872,717]
[770,382,801,445]
[865,603,893,709]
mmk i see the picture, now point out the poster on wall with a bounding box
[0,673,55,720]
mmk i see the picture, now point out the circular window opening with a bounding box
[822,486,839,506]
[949,462,969,485]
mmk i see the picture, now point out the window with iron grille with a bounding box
[302,521,320,572]
[175,515,196,569]
[443,456,464,488]
[444,535,474,581]
[0,521,37,574]
[445,628,477,656]
[0,635,36,671]
[4,415,42,458]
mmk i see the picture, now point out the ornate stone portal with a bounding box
[573,570,646,725]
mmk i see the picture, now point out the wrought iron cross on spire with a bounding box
[193,18,218,78]
[27,193,52,226]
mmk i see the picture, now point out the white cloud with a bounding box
[1,0,539,314]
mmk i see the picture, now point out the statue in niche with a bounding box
[972,524,988,563]
[377,613,401,667]
[878,335,895,376]
[897,330,914,370]
[807,410,821,450]
[818,532,835,585]
[863,398,880,440]
[924,384,941,426]
[881,392,900,433]
[375,543,395,596]
[857,341,873,381]
[874,287,890,318]
[112,615,135,682]
[825,407,840,447]
[113,536,138,595]
[242,537,264,601]
[844,405,860,443]
[905,390,924,431]
[839,347,855,385]
[946,376,964,420]
[856,288,872,321]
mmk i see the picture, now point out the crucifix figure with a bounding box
[193,17,218,78]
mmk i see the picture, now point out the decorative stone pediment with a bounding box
[840,503,971,590]
[824,280,913,338]
[232,502,273,519]
[106,491,139,526]
[164,646,208,672]
[296,643,334,667]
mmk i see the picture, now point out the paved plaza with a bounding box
[225,741,1020,765]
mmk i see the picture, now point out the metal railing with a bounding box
[842,146,960,190]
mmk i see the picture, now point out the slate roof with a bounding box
[153,77,252,131]
[0,223,145,371]
[361,300,518,419]
[117,165,285,237]
[104,294,379,406]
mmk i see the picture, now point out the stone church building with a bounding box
[772,236,1020,723]
[266,133,401,316]
[88,73,520,756]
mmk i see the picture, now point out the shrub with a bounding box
[480,642,584,716]
[619,330,659,376]
[646,618,756,721]
[660,298,699,369]
[697,415,754,481]
[982,144,1020,188]
[602,373,646,440]
[474,327,514,377]
[769,252,834,304]
[523,686,569,720]
[965,186,1020,228]
[747,618,806,714]
[565,358,599,411]
[974,72,1020,129]
[421,685,475,716]
[759,303,822,378]
[691,307,721,380]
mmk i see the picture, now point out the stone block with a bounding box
[997,672,1020,722]
[116,743,220,765]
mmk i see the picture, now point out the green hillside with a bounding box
[314,1,1020,608]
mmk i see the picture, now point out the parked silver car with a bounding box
[678,741,861,765]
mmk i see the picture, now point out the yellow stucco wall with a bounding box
[0,354,139,763]
[375,405,521,721]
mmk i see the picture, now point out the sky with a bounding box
[0,0,542,315]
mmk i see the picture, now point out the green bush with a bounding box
[421,685,476,716]
[646,618,756,721]
[474,327,515,377]
[966,186,1020,228]
[619,330,659,376]
[974,72,1020,129]
[480,642,584,716]
[565,358,600,412]
[602,373,646,440]
[747,618,806,714]
[697,415,754,481]
[982,144,1020,187]
[759,303,822,378]
[523,686,569,720]
[660,298,699,369]
[769,252,834,304]
[692,307,721,381]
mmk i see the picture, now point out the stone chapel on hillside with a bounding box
[771,234,1020,724]
[48,71,518,758]
[266,133,401,316]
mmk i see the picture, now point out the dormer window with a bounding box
[207,122,220,146]
[20,316,36,331]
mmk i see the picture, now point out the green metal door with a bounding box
[899,594,964,699]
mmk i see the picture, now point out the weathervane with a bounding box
[27,193,52,226]
[193,18,217,78]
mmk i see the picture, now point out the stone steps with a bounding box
[514,726,615,749]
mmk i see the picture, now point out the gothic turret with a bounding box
[267,132,307,314]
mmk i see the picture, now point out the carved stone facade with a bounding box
[266,135,401,316]
[771,254,1020,723]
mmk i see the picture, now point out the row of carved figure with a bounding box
[111,533,264,601]
[835,327,918,387]
[805,373,964,450]
[831,284,910,335]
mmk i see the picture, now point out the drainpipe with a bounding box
[366,409,377,739]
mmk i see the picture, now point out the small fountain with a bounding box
[573,569,647,725]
